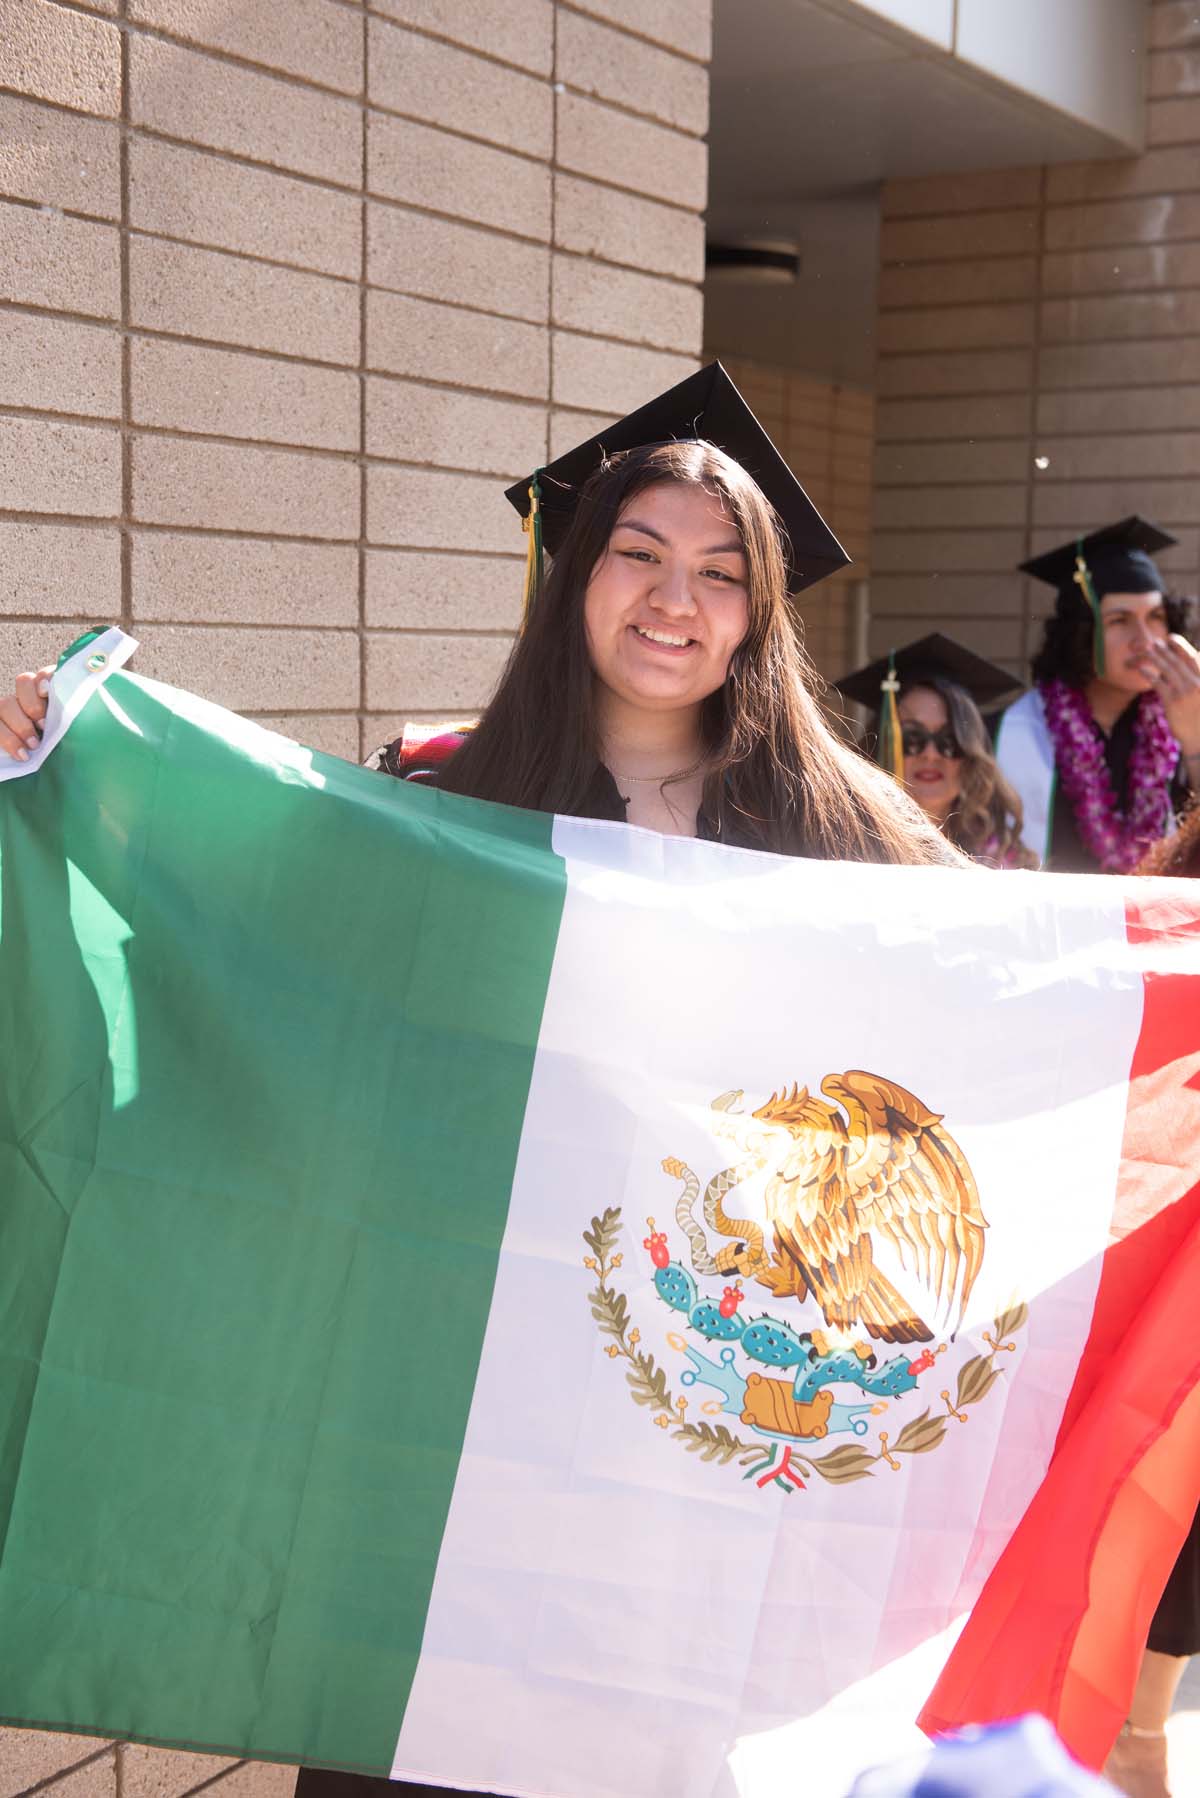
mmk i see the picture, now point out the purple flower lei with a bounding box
[1039,680,1180,872]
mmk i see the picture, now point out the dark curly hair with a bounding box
[1030,594,1198,687]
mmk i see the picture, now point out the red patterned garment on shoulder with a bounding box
[368,721,475,784]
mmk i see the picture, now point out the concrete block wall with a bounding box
[0,1,709,1790]
[0,0,711,765]
[703,350,874,681]
[871,0,1200,680]
[0,1726,296,1797]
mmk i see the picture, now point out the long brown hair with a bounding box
[439,441,958,865]
[901,678,1036,867]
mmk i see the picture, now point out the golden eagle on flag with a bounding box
[673,1073,987,1344]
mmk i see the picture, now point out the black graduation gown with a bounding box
[371,741,746,846]
[1148,1507,1200,1658]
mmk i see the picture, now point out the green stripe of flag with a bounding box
[0,667,566,1773]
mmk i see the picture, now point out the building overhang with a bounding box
[706,0,1149,385]
[710,0,1147,245]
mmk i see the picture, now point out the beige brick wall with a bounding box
[703,350,874,682]
[0,0,710,766]
[0,1727,296,1798]
[872,0,1200,680]
[0,1,709,1789]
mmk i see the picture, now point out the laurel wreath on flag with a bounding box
[583,1207,1027,1490]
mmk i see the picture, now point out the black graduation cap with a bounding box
[1020,516,1176,676]
[503,361,850,596]
[1020,516,1176,604]
[836,632,1022,714]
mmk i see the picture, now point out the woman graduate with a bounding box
[835,632,1034,867]
[995,519,1200,872]
[351,363,962,867]
[0,363,959,1798]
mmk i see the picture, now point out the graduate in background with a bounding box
[837,633,1035,868]
[995,519,1200,872]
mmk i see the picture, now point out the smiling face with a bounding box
[898,684,964,826]
[583,481,750,718]
[1096,589,1169,698]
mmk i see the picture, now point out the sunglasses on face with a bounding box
[901,724,963,760]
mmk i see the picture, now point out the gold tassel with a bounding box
[521,474,544,630]
[877,654,904,780]
[1073,539,1105,677]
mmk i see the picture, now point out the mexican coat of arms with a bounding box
[584,1071,1026,1493]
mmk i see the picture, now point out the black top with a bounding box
[555,762,738,843]
[1048,698,1190,872]
[373,736,752,848]
[295,1773,461,1798]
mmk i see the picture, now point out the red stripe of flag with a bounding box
[920,886,1200,1767]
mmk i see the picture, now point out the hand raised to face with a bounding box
[1144,633,1200,759]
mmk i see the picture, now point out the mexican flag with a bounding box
[2,630,1199,1795]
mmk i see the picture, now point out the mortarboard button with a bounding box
[835,632,1022,715]
[1019,515,1176,598]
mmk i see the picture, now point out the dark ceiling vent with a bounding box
[705,241,802,284]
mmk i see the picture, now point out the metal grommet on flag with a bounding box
[0,625,137,784]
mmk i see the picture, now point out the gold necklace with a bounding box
[608,768,694,784]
